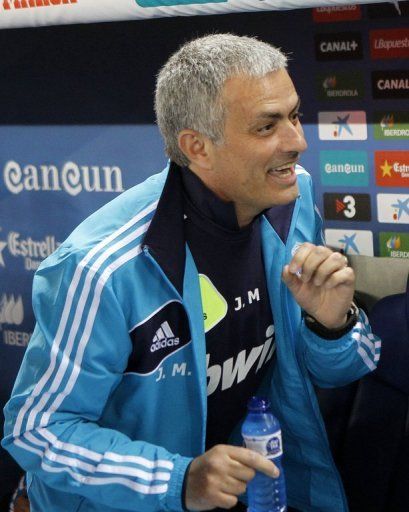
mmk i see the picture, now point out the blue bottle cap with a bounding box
[247,396,270,411]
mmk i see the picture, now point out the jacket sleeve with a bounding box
[301,196,381,388]
[301,309,381,388]
[2,250,192,512]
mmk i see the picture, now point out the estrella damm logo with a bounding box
[135,0,225,7]
[375,151,409,187]
[373,112,409,140]
[320,151,368,187]
[379,232,409,259]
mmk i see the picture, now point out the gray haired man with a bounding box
[3,34,380,512]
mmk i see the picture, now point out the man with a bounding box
[3,34,380,512]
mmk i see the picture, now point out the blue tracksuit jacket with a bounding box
[2,163,381,512]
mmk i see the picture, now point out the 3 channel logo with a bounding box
[323,193,371,221]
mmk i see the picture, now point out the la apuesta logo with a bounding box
[375,151,409,187]
[312,5,361,23]
[2,0,77,9]
[370,28,409,60]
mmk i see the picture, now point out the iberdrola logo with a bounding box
[380,114,394,130]
[386,235,401,250]
[323,76,337,89]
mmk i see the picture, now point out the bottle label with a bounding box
[242,432,283,459]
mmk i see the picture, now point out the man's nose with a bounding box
[279,122,308,154]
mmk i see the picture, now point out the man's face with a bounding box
[206,68,307,225]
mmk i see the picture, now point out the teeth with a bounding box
[272,163,294,172]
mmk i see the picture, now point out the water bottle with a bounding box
[241,396,287,512]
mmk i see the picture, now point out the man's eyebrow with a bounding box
[254,96,302,122]
[291,96,302,113]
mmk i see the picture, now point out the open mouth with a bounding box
[267,163,296,177]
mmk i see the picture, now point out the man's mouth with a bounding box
[267,163,296,177]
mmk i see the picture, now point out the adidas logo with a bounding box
[150,321,180,352]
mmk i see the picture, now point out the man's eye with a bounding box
[292,111,304,121]
[258,124,274,133]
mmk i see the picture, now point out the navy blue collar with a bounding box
[181,167,244,232]
[143,162,295,295]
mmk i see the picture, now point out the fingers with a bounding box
[185,445,278,511]
[226,446,279,478]
[288,243,351,286]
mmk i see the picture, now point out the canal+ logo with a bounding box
[315,32,362,61]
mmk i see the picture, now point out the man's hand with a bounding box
[185,445,279,511]
[282,243,355,329]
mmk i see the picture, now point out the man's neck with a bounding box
[186,165,258,229]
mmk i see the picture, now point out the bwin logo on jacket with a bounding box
[150,322,180,352]
[0,294,24,327]
[207,325,275,396]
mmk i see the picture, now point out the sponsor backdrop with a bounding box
[0,1,408,502]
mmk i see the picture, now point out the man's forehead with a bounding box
[221,71,299,116]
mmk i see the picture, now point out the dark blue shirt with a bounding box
[181,168,276,450]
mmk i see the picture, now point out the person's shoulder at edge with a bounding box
[38,167,169,272]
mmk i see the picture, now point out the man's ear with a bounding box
[178,130,213,170]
